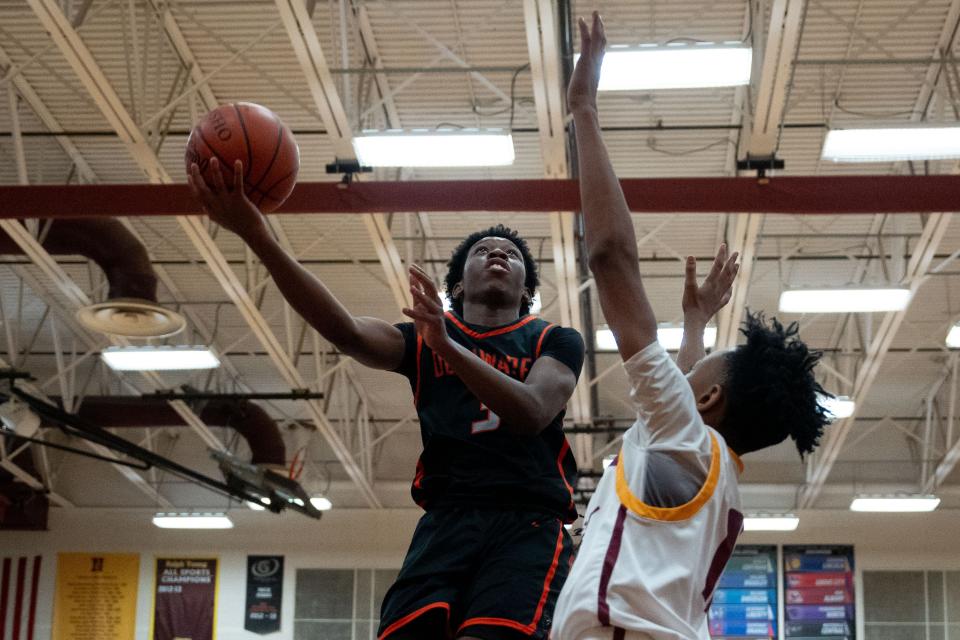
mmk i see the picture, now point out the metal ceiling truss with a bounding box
[26,0,380,507]
[799,212,952,507]
[925,354,960,492]
[523,0,591,467]
[717,0,805,350]
[0,42,97,183]
[275,0,412,313]
[798,0,960,507]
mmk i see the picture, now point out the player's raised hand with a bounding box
[567,11,606,114]
[403,264,451,353]
[187,158,269,241]
[682,243,740,324]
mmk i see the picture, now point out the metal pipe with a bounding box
[63,395,287,466]
[0,219,157,301]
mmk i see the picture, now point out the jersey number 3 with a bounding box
[471,403,501,434]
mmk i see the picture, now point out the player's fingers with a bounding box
[209,158,227,194]
[409,266,439,295]
[234,160,244,193]
[593,11,605,49]
[402,307,433,323]
[410,286,442,312]
[683,256,698,291]
[189,163,213,199]
[708,245,725,279]
[578,17,590,52]
[186,171,201,198]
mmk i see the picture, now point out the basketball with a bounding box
[185,102,300,212]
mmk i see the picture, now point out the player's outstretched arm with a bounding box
[188,159,405,371]
[677,244,740,373]
[405,265,579,436]
[569,12,657,361]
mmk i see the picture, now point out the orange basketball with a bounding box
[185,102,300,212]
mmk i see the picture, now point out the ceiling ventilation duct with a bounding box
[66,395,287,468]
[0,218,185,338]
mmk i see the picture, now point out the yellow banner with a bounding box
[52,553,140,640]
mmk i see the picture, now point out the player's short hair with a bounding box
[721,311,830,457]
[444,224,539,316]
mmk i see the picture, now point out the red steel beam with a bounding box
[2,175,959,217]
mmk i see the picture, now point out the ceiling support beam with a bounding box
[800,212,951,507]
[275,0,412,313]
[3,13,272,431]
[9,175,960,218]
[524,0,591,466]
[923,354,959,492]
[28,0,380,507]
[716,0,805,349]
[0,43,97,183]
[799,0,960,507]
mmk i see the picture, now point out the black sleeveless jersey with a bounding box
[393,312,585,522]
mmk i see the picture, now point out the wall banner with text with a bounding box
[152,557,219,640]
[244,555,283,634]
[52,553,139,640]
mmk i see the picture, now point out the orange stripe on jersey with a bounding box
[444,311,538,339]
[615,432,722,521]
[458,522,565,636]
[535,323,557,358]
[728,447,745,474]
[413,334,424,406]
[413,458,425,490]
[556,438,575,509]
[378,601,450,639]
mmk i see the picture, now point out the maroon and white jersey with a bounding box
[552,342,744,640]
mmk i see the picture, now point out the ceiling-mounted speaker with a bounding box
[77,299,186,339]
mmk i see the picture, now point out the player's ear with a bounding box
[451,282,464,301]
[696,384,724,413]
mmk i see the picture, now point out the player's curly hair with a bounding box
[444,224,539,316]
[720,311,831,458]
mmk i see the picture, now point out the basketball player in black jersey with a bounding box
[188,159,586,640]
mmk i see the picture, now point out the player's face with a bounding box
[460,236,529,309]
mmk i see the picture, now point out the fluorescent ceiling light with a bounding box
[743,515,800,531]
[353,129,515,167]
[822,126,960,162]
[850,495,941,512]
[595,325,716,351]
[819,394,855,420]
[310,496,333,511]
[575,45,751,91]
[947,323,960,348]
[656,326,717,350]
[101,346,220,371]
[152,513,234,529]
[779,288,911,313]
